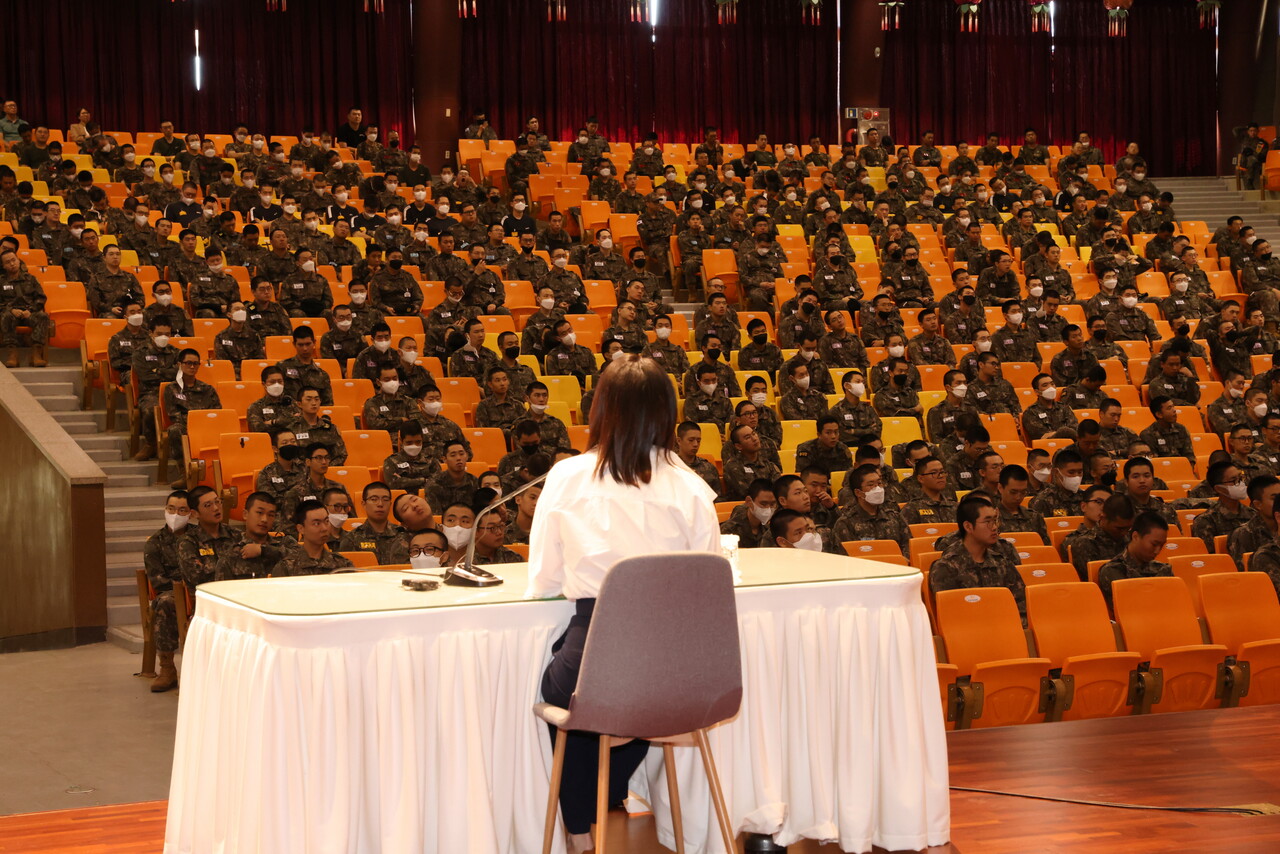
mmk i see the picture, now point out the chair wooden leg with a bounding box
[174,582,190,652]
[134,569,156,678]
[542,728,567,854]
[662,743,686,854]
[596,735,612,854]
[694,728,736,853]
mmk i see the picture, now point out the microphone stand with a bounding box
[445,470,550,587]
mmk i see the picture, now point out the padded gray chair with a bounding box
[535,552,743,854]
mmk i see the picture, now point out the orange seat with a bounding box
[567,424,590,452]
[935,587,1054,728]
[43,281,92,349]
[339,551,380,569]
[1167,554,1237,618]
[1010,544,1060,565]
[1160,537,1208,558]
[182,409,242,488]
[1199,572,1280,706]
[211,432,273,520]
[438,376,482,425]
[1017,564,1079,586]
[1112,576,1230,713]
[700,250,741,300]
[80,318,127,427]
[215,381,260,427]
[841,539,907,563]
[341,430,394,472]
[1026,582,1144,720]
[332,379,375,419]
[465,427,508,466]
[328,466,376,501]
[318,404,358,430]
[1001,362,1040,389]
[982,412,1021,442]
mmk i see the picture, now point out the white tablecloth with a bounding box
[163,551,950,854]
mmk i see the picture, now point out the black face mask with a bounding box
[801,303,815,314]
[831,255,844,265]
[1263,253,1274,262]
[1105,239,1119,248]
[279,445,302,463]
[389,259,403,271]
[1092,329,1108,341]
[520,443,538,455]
[893,374,908,388]
[752,333,768,346]
[1176,324,1191,337]
[503,345,520,360]
[877,310,892,320]
[633,258,647,269]
[905,258,919,266]
[962,294,976,306]
[522,246,533,254]
[890,250,903,262]
[706,348,722,362]
[489,195,500,203]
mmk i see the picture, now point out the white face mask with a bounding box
[785,191,797,202]
[381,379,400,395]
[290,167,303,177]
[540,297,556,310]
[1255,403,1270,418]
[750,504,775,524]
[153,334,170,348]
[975,339,992,353]
[794,531,824,552]
[266,382,285,397]
[862,486,886,506]
[422,400,444,416]
[561,332,577,346]
[1226,481,1249,501]
[690,198,704,209]
[599,238,613,250]
[230,309,247,323]
[436,202,450,214]
[410,553,441,570]
[161,173,174,184]
[402,443,423,458]
[1120,295,1139,309]
[350,291,367,304]
[700,382,718,395]
[977,192,988,201]
[553,257,568,268]
[328,513,349,529]
[1041,386,1059,401]
[952,384,968,399]
[401,349,418,364]
[1173,280,1189,293]
[164,511,188,532]
[847,381,866,398]
[530,403,548,413]
[1007,312,1024,326]
[126,312,145,327]
[301,260,316,273]
[1060,475,1083,493]
[442,525,472,549]
[654,326,672,340]
[887,345,905,358]
[1032,467,1051,483]
[749,392,768,406]
[1029,285,1044,298]
[387,215,401,225]
[795,375,811,390]
[373,339,391,353]
[1102,278,1118,291]
[800,349,816,361]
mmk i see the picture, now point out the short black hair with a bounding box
[1131,510,1169,537]
[293,498,326,525]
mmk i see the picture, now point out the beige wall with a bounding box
[0,369,107,649]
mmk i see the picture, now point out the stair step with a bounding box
[29,393,80,411]
[108,520,167,539]
[107,536,151,554]
[75,434,131,452]
[106,624,146,655]
[22,381,76,397]
[85,447,125,464]
[106,485,178,501]
[107,596,142,629]
[105,505,164,523]
[106,473,155,488]
[106,576,137,598]
[8,366,80,383]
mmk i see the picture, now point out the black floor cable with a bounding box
[950,786,1270,816]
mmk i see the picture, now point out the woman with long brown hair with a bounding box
[527,354,720,853]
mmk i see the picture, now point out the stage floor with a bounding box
[3,706,1279,853]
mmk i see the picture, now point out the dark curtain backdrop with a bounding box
[881,0,1054,150]
[0,0,415,143]
[880,0,1218,175]
[460,0,839,144]
[1052,0,1217,175]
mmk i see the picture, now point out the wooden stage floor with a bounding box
[3,705,1279,853]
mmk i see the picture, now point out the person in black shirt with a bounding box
[335,107,366,149]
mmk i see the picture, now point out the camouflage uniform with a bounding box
[969,377,1022,416]
[274,546,356,576]
[1021,401,1078,441]
[338,521,409,566]
[819,332,868,370]
[1244,536,1280,596]
[1148,373,1201,407]
[213,325,265,369]
[1191,503,1256,553]
[1099,424,1140,458]
[1242,257,1280,320]
[412,413,470,462]
[1050,349,1099,389]
[426,470,480,513]
[908,333,955,367]
[543,343,597,383]
[1106,307,1159,343]
[833,504,910,557]
[0,271,51,345]
[177,523,241,589]
[475,396,528,435]
[254,461,303,506]
[1097,552,1174,608]
[142,526,187,652]
[901,495,958,526]
[683,389,734,430]
[829,398,882,445]
[285,414,347,463]
[926,399,977,444]
[247,300,293,339]
[720,505,771,549]
[872,386,920,417]
[721,456,782,502]
[637,205,677,276]
[795,439,853,475]
[781,387,831,421]
[382,449,439,492]
[929,540,1027,618]
[998,503,1051,544]
[213,532,289,580]
[1062,382,1108,410]
[991,322,1041,366]
[642,339,691,377]
[276,356,334,404]
[1029,484,1083,519]
[362,391,419,433]
[1139,420,1195,461]
[1067,527,1127,580]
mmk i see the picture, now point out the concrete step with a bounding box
[8,364,80,383]
[108,520,166,540]
[75,434,131,452]
[107,596,140,629]
[107,553,145,579]
[106,472,155,488]
[105,505,164,524]
[107,535,150,555]
[106,575,137,599]
[29,393,80,412]
[106,624,146,655]
[57,418,101,435]
[85,447,125,464]
[22,381,77,398]
[106,485,177,502]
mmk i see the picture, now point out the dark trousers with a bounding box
[540,599,650,835]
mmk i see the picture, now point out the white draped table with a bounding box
[163,550,950,854]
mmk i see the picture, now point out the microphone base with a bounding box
[443,566,505,587]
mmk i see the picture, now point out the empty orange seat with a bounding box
[1199,572,1280,706]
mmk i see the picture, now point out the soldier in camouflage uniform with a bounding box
[929,495,1027,618]
[362,366,419,434]
[794,416,854,475]
[382,425,440,492]
[1022,373,1078,442]
[276,326,334,404]
[426,441,480,513]
[337,482,408,566]
[0,249,52,366]
[163,351,223,469]
[995,466,1050,545]
[780,362,831,421]
[872,359,922,418]
[901,457,957,526]
[285,389,347,463]
[1189,460,1256,552]
[637,194,677,279]
[142,491,191,691]
[926,372,977,444]
[832,463,910,557]
[178,486,241,591]
[212,303,265,374]
[475,366,529,437]
[215,492,289,580]
[255,430,304,507]
[275,500,356,576]
[1241,239,1280,323]
[1068,493,1134,580]
[1140,396,1196,461]
[828,371,882,445]
[1097,512,1175,609]
[969,352,1023,416]
[1029,449,1086,519]
[991,302,1041,366]
[721,426,783,502]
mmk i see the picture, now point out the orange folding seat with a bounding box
[465,427,508,466]
[1017,564,1079,586]
[342,430,394,472]
[1200,572,1280,706]
[1167,554,1236,617]
[212,432,273,519]
[1112,576,1232,713]
[935,587,1057,729]
[1027,583,1144,720]
[182,410,242,487]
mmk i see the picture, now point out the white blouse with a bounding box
[525,448,721,600]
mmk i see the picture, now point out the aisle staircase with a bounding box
[8,349,167,653]
[1158,176,1280,247]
